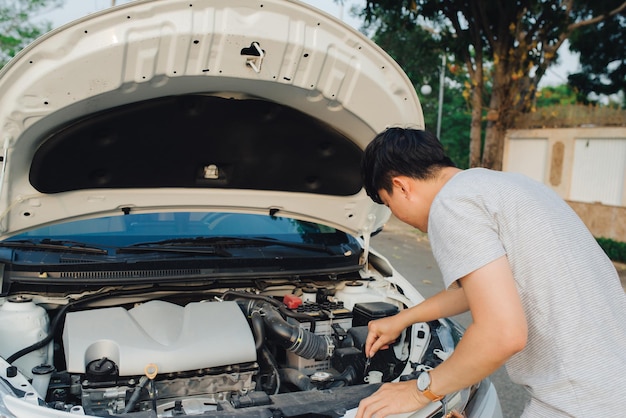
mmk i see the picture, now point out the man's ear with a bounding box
[391,176,412,198]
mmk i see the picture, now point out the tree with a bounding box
[363,10,473,167]
[568,6,626,106]
[0,0,63,68]
[360,0,626,170]
[364,10,442,129]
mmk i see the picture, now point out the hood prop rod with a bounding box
[0,139,9,205]
[360,213,376,273]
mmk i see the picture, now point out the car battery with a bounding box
[352,301,399,327]
[286,300,352,375]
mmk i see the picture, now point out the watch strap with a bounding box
[421,387,444,402]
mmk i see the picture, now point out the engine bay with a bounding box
[0,277,457,417]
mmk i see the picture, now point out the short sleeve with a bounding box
[428,191,506,289]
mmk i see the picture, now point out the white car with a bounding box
[0,1,502,417]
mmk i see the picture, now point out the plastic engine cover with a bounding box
[62,300,256,376]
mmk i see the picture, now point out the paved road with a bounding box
[370,216,529,418]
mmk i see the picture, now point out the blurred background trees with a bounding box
[568,4,626,106]
[0,0,63,67]
[355,0,626,169]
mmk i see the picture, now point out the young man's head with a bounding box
[361,128,456,204]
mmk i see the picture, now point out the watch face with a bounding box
[417,371,431,391]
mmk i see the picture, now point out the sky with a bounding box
[41,0,578,87]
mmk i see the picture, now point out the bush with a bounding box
[596,237,626,264]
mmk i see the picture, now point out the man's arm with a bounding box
[365,284,470,357]
[357,255,528,418]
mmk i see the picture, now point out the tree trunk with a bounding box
[468,45,484,168]
[482,123,506,170]
[468,86,483,168]
[480,45,519,171]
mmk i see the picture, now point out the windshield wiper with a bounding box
[117,238,232,257]
[0,239,109,255]
[121,236,339,255]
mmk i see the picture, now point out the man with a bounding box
[356,128,626,418]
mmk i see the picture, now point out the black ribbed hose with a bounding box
[262,304,329,360]
[237,300,330,361]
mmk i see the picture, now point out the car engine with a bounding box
[62,300,260,416]
[0,280,446,417]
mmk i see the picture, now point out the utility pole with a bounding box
[436,55,445,139]
[419,54,446,139]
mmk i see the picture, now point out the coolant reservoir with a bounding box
[334,281,384,311]
[0,296,52,379]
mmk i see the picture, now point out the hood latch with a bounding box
[242,42,265,73]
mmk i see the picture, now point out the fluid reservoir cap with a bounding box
[87,358,117,377]
[345,281,363,287]
[342,281,366,294]
[32,364,55,375]
[310,371,333,382]
[7,295,33,303]
[302,286,317,303]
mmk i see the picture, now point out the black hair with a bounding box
[361,128,456,204]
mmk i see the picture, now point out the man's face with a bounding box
[378,177,430,232]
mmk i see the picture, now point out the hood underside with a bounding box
[0,0,423,238]
[30,94,362,196]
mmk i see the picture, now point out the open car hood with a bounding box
[0,0,423,239]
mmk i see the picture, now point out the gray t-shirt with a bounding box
[428,168,626,417]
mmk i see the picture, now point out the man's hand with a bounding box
[365,285,471,359]
[355,380,430,418]
[364,315,406,358]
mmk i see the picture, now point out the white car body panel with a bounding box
[0,0,422,239]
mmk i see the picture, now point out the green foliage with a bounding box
[536,85,579,107]
[568,2,626,107]
[0,0,63,67]
[358,0,626,170]
[596,237,626,263]
[359,8,473,168]
[439,91,472,169]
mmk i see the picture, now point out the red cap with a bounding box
[283,294,303,309]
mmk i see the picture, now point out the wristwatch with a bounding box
[416,371,444,402]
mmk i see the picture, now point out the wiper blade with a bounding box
[117,238,232,257]
[117,246,232,257]
[241,237,338,255]
[0,239,108,255]
[125,236,339,255]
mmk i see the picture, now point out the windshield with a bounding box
[0,213,363,284]
[5,212,356,248]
